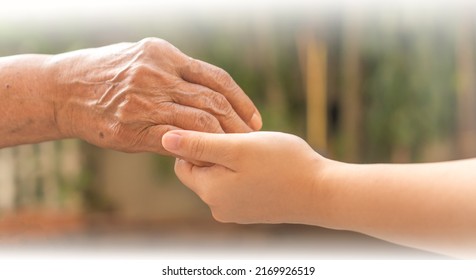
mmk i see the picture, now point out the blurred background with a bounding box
[0,0,475,258]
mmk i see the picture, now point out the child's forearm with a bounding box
[315,158,476,257]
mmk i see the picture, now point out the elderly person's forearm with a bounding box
[0,54,59,147]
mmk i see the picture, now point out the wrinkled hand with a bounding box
[52,38,261,154]
[162,130,328,224]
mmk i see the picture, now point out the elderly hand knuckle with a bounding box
[214,67,228,78]
[130,64,149,77]
[126,65,151,86]
[181,57,196,72]
[209,93,232,115]
[212,93,228,108]
[139,37,162,49]
[215,68,233,86]
[195,113,216,130]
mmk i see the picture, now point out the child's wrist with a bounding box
[306,157,349,229]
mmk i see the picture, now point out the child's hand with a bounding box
[162,130,476,257]
[162,130,329,224]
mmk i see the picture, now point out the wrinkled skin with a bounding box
[50,38,261,154]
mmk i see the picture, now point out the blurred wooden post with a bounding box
[301,35,328,151]
[0,140,84,214]
[0,148,16,211]
[15,145,37,208]
[341,10,362,162]
[59,140,83,211]
[255,15,288,128]
[38,142,59,209]
[456,12,476,157]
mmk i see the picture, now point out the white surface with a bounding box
[1,0,474,21]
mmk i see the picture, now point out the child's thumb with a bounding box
[162,130,233,165]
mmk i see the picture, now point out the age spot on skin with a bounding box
[9,119,34,134]
[99,132,105,139]
[5,84,10,89]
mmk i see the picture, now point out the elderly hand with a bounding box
[50,38,261,153]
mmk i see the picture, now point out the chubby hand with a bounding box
[51,38,261,154]
[162,130,327,224]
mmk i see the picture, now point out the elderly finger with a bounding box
[156,103,224,134]
[171,83,252,133]
[138,124,181,155]
[179,58,262,131]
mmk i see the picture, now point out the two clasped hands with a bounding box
[1,38,475,258]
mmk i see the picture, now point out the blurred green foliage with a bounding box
[361,17,457,161]
[0,9,465,205]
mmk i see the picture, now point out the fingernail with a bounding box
[162,132,182,152]
[249,112,263,131]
